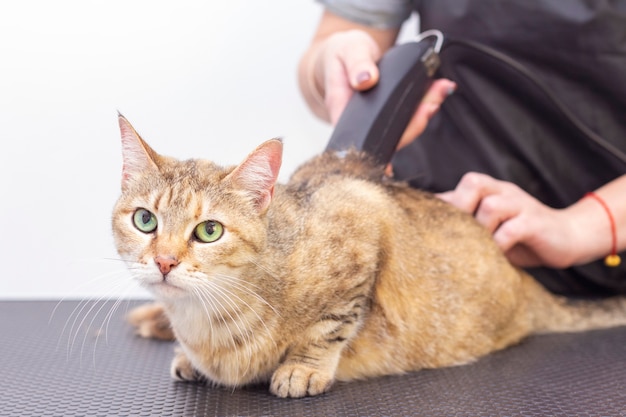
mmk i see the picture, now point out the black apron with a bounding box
[392,0,626,295]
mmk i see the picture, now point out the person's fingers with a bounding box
[438,171,577,270]
[436,190,454,203]
[341,32,381,90]
[326,29,382,91]
[502,244,542,268]
[384,163,393,177]
[493,216,530,254]
[322,31,381,124]
[493,217,548,268]
[324,55,356,125]
[397,102,439,150]
[443,172,504,214]
[474,194,522,233]
[420,78,456,109]
[397,79,456,149]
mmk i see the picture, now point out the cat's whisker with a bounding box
[206,278,274,375]
[103,257,144,267]
[58,298,92,357]
[196,283,247,344]
[196,280,257,366]
[50,267,134,324]
[102,294,134,345]
[86,282,137,365]
[53,265,139,361]
[214,272,268,296]
[65,294,116,357]
[214,273,281,318]
[194,283,246,371]
[68,256,138,265]
[74,278,134,366]
[68,299,105,361]
[209,276,278,350]
[214,267,268,292]
[190,286,216,337]
[243,257,282,282]
[226,291,274,356]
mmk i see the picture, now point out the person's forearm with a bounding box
[565,174,626,265]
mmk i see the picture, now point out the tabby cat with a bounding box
[113,115,626,398]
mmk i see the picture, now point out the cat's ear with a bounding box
[118,113,160,190]
[227,139,283,213]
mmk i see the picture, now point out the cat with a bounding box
[113,114,626,398]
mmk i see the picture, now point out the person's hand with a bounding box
[311,29,456,149]
[437,172,580,268]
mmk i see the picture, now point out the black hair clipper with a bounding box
[325,30,443,165]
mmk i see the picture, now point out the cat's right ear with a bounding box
[118,114,160,190]
[227,139,283,213]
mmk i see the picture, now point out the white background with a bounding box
[0,1,417,299]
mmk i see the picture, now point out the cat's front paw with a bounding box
[127,302,175,341]
[270,363,335,398]
[170,349,206,383]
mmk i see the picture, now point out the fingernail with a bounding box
[447,83,457,96]
[356,71,371,85]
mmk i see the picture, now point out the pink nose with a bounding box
[154,256,180,275]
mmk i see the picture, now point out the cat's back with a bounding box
[281,149,469,234]
[278,150,408,238]
[273,149,499,294]
[278,150,528,378]
[283,150,404,213]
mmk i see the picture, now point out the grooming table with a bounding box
[1,300,624,416]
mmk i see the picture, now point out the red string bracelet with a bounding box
[585,192,621,267]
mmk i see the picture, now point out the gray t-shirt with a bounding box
[317,0,412,29]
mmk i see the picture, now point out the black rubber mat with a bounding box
[1,300,625,416]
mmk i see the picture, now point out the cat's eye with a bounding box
[133,208,158,233]
[194,220,224,243]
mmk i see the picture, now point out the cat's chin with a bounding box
[145,281,188,299]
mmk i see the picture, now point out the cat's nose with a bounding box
[154,255,180,275]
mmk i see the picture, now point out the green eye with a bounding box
[194,220,224,243]
[133,208,158,233]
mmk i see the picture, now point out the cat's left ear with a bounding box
[227,139,283,213]
[118,113,160,190]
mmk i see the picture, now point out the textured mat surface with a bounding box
[1,300,625,416]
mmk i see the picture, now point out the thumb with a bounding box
[324,32,382,124]
[340,31,382,91]
[493,217,527,253]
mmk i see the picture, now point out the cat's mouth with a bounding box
[146,279,186,297]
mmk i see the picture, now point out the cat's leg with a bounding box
[170,348,207,383]
[270,302,365,398]
[126,302,175,341]
[270,342,342,398]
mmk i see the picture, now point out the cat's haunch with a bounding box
[113,115,626,398]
